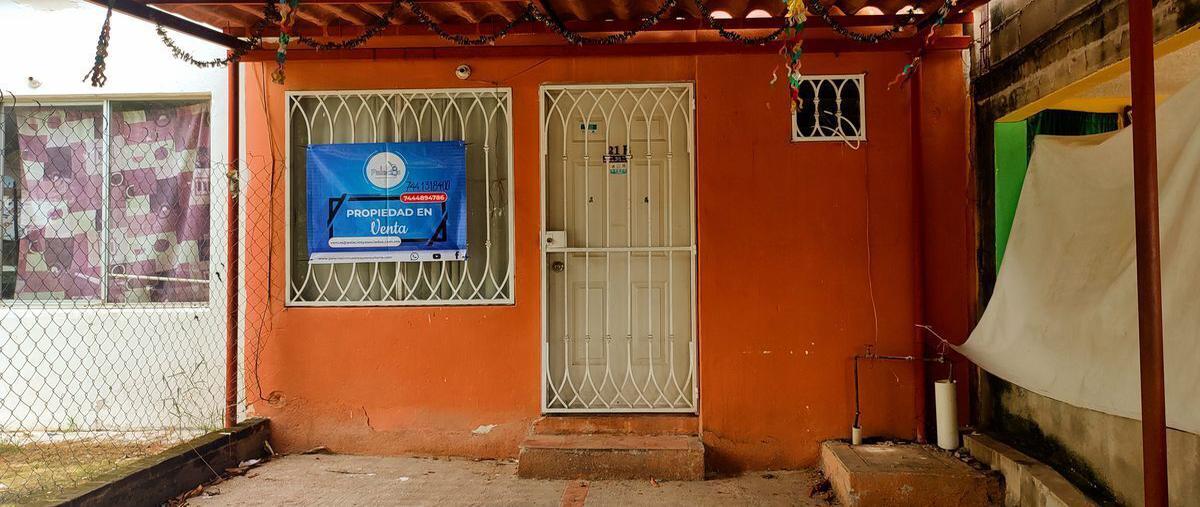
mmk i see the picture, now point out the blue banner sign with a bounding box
[306,141,467,264]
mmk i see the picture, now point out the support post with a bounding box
[909,61,928,444]
[224,59,241,429]
[1125,0,1168,504]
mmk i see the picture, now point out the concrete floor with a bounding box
[189,454,834,506]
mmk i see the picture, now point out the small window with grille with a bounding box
[791,74,866,142]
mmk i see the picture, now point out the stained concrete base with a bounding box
[518,434,705,481]
[190,454,831,506]
[819,441,1003,507]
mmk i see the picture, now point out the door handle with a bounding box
[551,260,565,273]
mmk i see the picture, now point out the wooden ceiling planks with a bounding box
[145,0,960,31]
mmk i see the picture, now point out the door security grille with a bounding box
[541,84,697,412]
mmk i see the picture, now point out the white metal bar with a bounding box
[100,100,113,303]
[109,273,210,284]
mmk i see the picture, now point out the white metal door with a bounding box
[541,84,696,413]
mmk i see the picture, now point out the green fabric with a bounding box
[993,110,1120,272]
[1026,109,1120,158]
[994,120,1029,271]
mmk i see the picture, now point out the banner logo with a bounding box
[364,151,407,189]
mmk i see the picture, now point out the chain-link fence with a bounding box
[0,94,270,503]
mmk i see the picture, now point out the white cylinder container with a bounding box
[851,426,863,445]
[934,379,959,450]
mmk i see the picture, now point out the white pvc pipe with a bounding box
[935,379,959,450]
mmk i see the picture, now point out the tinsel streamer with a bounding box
[272,0,300,84]
[146,0,957,92]
[530,0,677,45]
[783,0,806,111]
[157,0,280,68]
[693,0,789,45]
[804,0,912,44]
[83,0,114,87]
[299,0,405,49]
[404,0,536,46]
[888,0,957,88]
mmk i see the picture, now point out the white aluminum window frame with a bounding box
[284,88,516,307]
[538,82,700,414]
[0,94,215,310]
[790,74,868,143]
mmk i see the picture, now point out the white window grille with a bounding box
[791,74,866,142]
[286,89,514,306]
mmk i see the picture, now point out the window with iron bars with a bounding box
[791,74,867,142]
[287,89,514,306]
[0,98,212,305]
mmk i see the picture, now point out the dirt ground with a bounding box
[0,438,168,504]
[189,454,836,506]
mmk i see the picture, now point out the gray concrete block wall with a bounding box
[975,0,1199,120]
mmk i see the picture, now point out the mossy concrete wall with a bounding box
[979,375,1200,506]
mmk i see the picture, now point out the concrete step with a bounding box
[963,433,1099,507]
[531,415,698,436]
[820,441,1004,507]
[517,434,705,481]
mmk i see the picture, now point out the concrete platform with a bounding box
[191,454,828,506]
[820,441,1004,507]
[964,433,1099,507]
[518,434,705,481]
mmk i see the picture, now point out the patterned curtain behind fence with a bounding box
[8,101,210,303]
[106,101,211,303]
[12,106,104,301]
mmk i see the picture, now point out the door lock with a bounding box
[544,231,566,251]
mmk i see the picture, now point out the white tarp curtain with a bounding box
[960,76,1200,435]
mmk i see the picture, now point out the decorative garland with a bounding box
[273,0,300,84]
[156,0,281,68]
[782,0,807,110]
[804,0,907,44]
[127,0,959,88]
[693,0,788,45]
[404,0,537,46]
[529,0,677,45]
[83,0,114,87]
[296,0,407,49]
[888,0,958,87]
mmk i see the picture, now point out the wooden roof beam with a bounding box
[222,12,970,36]
[236,35,971,60]
[144,0,516,4]
[314,3,372,24]
[83,0,249,48]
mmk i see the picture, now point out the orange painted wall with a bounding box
[240,49,974,472]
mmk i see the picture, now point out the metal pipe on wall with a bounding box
[851,350,950,445]
[224,59,241,429]
[1125,0,1169,503]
